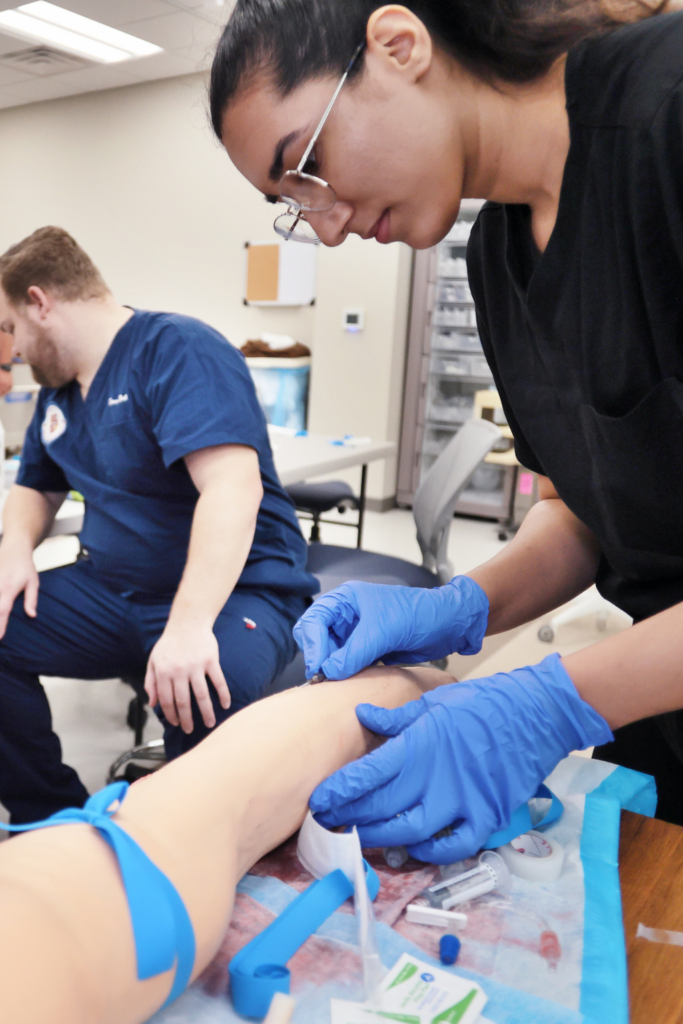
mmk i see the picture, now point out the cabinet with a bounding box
[397,207,517,523]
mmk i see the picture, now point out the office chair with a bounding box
[107,673,164,783]
[305,417,502,594]
[108,653,310,783]
[286,480,360,543]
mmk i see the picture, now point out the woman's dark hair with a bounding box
[210,0,667,138]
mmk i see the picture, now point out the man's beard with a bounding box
[29,329,74,388]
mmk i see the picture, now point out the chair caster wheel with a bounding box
[538,624,554,643]
[127,698,148,733]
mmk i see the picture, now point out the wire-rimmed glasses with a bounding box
[274,41,365,244]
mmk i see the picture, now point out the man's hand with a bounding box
[0,543,39,639]
[145,620,231,733]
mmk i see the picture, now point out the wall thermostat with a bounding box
[343,308,364,333]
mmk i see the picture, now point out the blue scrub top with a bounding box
[18,309,319,599]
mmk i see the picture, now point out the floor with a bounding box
[0,508,632,832]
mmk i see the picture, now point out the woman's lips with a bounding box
[367,209,391,243]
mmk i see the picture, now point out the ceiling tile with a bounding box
[0,89,26,105]
[0,2,229,109]
[123,49,197,81]
[50,1,174,26]
[0,30,34,55]
[167,0,232,25]
[0,62,31,85]
[173,42,213,71]
[0,74,86,103]
[120,10,222,52]
[2,63,140,100]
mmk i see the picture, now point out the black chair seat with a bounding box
[306,544,439,596]
[286,480,358,515]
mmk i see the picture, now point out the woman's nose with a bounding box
[306,202,355,247]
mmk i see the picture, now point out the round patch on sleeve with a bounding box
[41,403,67,444]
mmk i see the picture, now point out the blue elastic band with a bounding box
[482,784,564,849]
[230,860,380,1019]
[0,782,195,1009]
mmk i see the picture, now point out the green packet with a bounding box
[331,953,488,1024]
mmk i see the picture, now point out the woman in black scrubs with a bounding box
[209,0,683,860]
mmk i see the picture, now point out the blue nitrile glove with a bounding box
[309,654,613,863]
[293,576,489,681]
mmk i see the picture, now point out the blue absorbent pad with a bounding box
[147,755,656,1024]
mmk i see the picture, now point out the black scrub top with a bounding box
[467,11,683,624]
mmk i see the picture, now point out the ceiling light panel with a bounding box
[0,3,163,63]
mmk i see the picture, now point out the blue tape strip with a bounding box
[230,860,380,1019]
[482,784,564,849]
[0,782,195,1009]
[580,764,657,1024]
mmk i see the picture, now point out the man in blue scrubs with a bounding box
[0,226,318,823]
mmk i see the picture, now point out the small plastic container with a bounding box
[383,846,409,869]
[246,357,310,432]
[469,355,493,379]
[432,331,483,353]
[432,355,473,377]
[439,934,461,965]
[438,282,473,303]
[438,256,468,279]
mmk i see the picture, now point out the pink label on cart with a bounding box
[518,472,534,496]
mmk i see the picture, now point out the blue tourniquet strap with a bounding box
[0,782,195,1009]
[230,860,380,1019]
[482,784,564,850]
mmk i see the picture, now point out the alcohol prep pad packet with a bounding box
[331,953,487,1024]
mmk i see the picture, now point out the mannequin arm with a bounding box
[0,665,450,1024]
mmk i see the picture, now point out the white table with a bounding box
[2,433,397,547]
[267,427,396,547]
[0,494,85,539]
[48,498,86,537]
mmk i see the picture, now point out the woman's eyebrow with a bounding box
[269,128,304,182]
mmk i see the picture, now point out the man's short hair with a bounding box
[0,226,109,305]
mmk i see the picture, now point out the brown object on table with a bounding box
[619,810,683,1024]
[241,339,311,359]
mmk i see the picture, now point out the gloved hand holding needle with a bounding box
[293,576,489,681]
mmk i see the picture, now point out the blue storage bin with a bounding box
[246,357,311,432]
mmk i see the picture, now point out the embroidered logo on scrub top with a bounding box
[41,403,67,445]
[108,393,128,406]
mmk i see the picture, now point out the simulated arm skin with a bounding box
[0,664,451,1024]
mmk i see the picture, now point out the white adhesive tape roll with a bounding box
[497,830,565,883]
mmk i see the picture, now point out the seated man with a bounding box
[0,226,318,824]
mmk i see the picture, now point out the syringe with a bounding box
[413,851,511,910]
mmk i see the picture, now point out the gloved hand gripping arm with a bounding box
[309,653,613,863]
[294,576,490,680]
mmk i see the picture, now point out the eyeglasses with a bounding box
[274,41,365,244]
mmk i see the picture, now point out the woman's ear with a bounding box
[365,4,433,81]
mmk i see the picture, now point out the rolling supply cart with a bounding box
[398,205,536,536]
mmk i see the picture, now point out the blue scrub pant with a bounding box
[0,559,305,824]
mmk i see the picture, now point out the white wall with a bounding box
[0,73,410,501]
[310,237,412,502]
